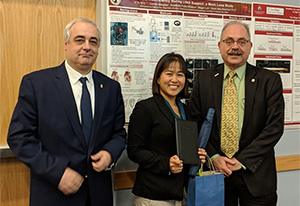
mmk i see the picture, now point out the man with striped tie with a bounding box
[189,21,284,206]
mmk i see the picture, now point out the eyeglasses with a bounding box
[221,38,250,47]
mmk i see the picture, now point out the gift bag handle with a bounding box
[198,154,216,176]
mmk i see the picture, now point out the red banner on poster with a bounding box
[253,3,300,20]
[109,0,251,16]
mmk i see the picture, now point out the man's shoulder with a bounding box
[23,63,64,79]
[196,63,223,79]
[247,63,280,78]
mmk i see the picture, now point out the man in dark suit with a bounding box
[189,21,284,206]
[7,17,126,206]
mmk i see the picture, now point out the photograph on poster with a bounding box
[110,22,128,45]
[111,71,120,81]
[256,60,291,73]
[186,58,219,92]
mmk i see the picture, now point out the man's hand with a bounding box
[212,156,236,177]
[227,157,242,171]
[58,167,84,195]
[91,150,112,172]
[169,155,183,174]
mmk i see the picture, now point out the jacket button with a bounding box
[85,175,88,179]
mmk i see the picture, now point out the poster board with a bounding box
[102,0,300,129]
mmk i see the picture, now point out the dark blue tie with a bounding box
[79,77,92,144]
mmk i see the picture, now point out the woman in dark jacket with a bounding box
[127,52,206,206]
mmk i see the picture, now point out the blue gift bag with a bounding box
[186,172,224,206]
[186,108,223,205]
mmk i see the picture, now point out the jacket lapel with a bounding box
[242,64,257,134]
[54,63,87,149]
[212,65,224,130]
[154,95,175,125]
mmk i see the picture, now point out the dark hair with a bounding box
[152,52,189,98]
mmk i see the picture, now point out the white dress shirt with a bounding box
[65,61,95,122]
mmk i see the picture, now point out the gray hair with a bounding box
[220,21,251,41]
[64,17,101,46]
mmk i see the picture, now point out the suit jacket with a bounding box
[7,62,126,206]
[189,63,284,196]
[127,95,191,201]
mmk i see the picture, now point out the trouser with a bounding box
[225,170,277,206]
[134,196,182,206]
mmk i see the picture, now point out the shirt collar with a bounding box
[65,60,93,85]
[224,63,246,80]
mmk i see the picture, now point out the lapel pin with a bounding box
[251,79,255,83]
[214,73,219,77]
[100,84,103,88]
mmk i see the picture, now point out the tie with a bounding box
[79,77,92,144]
[221,70,239,158]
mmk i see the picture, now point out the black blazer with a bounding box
[7,62,126,206]
[127,94,191,201]
[189,63,284,196]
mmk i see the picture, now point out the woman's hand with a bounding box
[198,148,207,164]
[169,155,183,174]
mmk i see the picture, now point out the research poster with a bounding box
[253,3,300,128]
[105,0,300,129]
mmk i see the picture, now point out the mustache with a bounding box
[227,49,243,55]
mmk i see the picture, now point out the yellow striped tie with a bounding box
[221,70,239,158]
